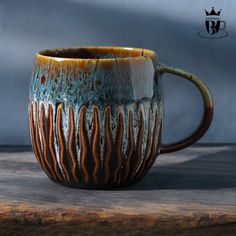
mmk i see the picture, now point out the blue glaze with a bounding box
[30,56,161,109]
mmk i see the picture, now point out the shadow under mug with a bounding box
[29,46,213,189]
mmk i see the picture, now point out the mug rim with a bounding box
[36,46,157,62]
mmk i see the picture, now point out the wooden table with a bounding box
[0,145,235,235]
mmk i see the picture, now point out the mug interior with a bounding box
[38,46,156,60]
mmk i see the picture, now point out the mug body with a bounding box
[29,46,163,188]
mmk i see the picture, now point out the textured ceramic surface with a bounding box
[29,46,213,189]
[29,47,163,188]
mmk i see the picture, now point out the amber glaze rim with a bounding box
[36,46,157,63]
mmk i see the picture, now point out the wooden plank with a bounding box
[0,145,235,235]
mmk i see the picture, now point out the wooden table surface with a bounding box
[0,145,235,235]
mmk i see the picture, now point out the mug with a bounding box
[29,46,213,189]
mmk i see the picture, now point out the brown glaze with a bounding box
[135,110,152,180]
[68,106,80,183]
[159,65,214,154]
[40,104,57,181]
[122,111,135,183]
[56,104,71,183]
[79,106,90,185]
[48,104,64,182]
[113,112,124,184]
[29,102,160,188]
[91,106,101,184]
[130,110,144,181]
[103,106,113,184]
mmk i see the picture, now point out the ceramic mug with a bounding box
[29,46,213,189]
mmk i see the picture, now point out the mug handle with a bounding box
[158,64,213,154]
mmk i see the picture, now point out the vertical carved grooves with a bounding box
[91,106,101,184]
[33,102,54,179]
[79,106,89,184]
[56,104,71,183]
[113,112,124,183]
[30,100,160,187]
[103,106,112,183]
[76,110,80,170]
[29,103,41,164]
[130,108,144,181]
[122,110,135,183]
[151,119,162,166]
[140,111,159,178]
[40,104,58,181]
[48,105,64,182]
[68,106,80,183]
[148,111,159,168]
[134,108,151,180]
[158,120,163,154]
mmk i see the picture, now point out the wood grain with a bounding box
[0,145,235,235]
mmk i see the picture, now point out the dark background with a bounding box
[0,0,235,145]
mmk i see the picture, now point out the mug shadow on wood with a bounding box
[0,146,235,192]
[125,148,236,190]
